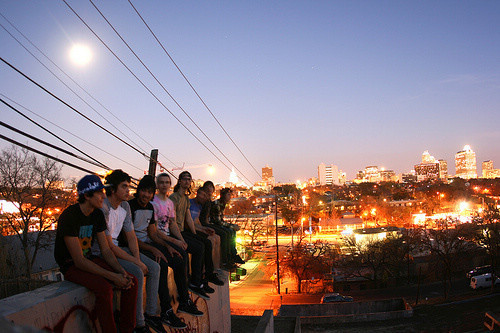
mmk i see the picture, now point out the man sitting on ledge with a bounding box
[54,174,138,333]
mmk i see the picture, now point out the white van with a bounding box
[470,273,500,289]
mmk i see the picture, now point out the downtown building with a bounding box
[261,165,275,186]
[414,150,447,181]
[455,145,477,179]
[482,160,500,179]
[318,163,341,185]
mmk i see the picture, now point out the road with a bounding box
[230,250,484,316]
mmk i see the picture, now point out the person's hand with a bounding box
[204,227,215,236]
[151,247,167,263]
[136,259,148,275]
[177,239,188,250]
[167,245,182,258]
[113,273,133,289]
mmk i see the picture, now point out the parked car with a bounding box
[466,265,492,279]
[320,293,353,303]
[470,273,500,289]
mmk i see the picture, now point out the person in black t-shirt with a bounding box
[54,174,138,333]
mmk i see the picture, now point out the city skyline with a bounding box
[1,1,499,184]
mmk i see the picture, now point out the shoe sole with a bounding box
[177,308,204,317]
[188,288,210,300]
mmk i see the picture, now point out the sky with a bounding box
[1,1,499,185]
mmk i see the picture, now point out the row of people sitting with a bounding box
[54,169,242,333]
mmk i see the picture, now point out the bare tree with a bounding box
[280,236,338,293]
[0,146,63,278]
[420,226,477,299]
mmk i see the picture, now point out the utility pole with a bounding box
[275,194,280,294]
[148,149,158,176]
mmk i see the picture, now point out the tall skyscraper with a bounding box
[455,145,477,179]
[260,165,275,186]
[438,159,448,181]
[262,165,273,182]
[318,163,339,185]
[414,151,447,181]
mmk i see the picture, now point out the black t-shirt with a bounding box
[54,203,107,273]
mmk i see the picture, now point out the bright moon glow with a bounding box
[69,44,92,66]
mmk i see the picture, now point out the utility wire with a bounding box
[0,15,178,169]
[88,0,254,185]
[0,56,156,167]
[1,97,109,170]
[0,134,140,185]
[62,0,251,184]
[0,134,98,175]
[1,93,144,172]
[128,0,261,179]
[0,120,108,170]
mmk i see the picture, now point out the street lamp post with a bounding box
[275,194,281,294]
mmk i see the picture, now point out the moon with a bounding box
[69,44,92,66]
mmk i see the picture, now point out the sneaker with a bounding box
[207,273,224,286]
[188,284,210,300]
[160,309,187,329]
[144,314,167,333]
[133,325,150,333]
[233,254,245,264]
[203,283,215,293]
[178,299,204,317]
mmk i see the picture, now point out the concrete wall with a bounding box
[278,298,412,324]
[0,271,230,333]
[254,310,273,333]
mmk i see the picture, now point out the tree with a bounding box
[420,226,478,299]
[280,237,338,293]
[0,146,64,278]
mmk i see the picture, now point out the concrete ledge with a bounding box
[254,309,273,333]
[0,270,231,333]
[279,298,412,324]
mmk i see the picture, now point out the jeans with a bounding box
[64,257,138,333]
[117,248,160,326]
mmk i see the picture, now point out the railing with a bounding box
[484,311,500,331]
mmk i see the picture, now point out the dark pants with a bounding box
[180,231,204,286]
[182,230,214,279]
[208,224,231,264]
[143,242,190,306]
[64,257,138,333]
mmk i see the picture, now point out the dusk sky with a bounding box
[1,1,499,185]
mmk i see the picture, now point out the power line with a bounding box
[0,134,98,175]
[0,134,140,185]
[0,56,154,164]
[88,0,254,185]
[128,0,262,179]
[62,0,253,185]
[0,15,179,169]
[1,93,144,172]
[1,57,177,180]
[0,120,108,170]
[1,97,109,170]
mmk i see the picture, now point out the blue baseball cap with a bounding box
[77,174,105,195]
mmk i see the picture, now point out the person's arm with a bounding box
[185,209,197,234]
[167,217,188,250]
[107,233,148,274]
[137,235,167,263]
[65,234,132,289]
[147,224,181,258]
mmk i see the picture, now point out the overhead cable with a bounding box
[0,57,154,165]
[1,97,109,170]
[1,94,144,172]
[128,0,262,179]
[0,134,99,175]
[0,16,178,169]
[88,0,254,185]
[61,0,251,184]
